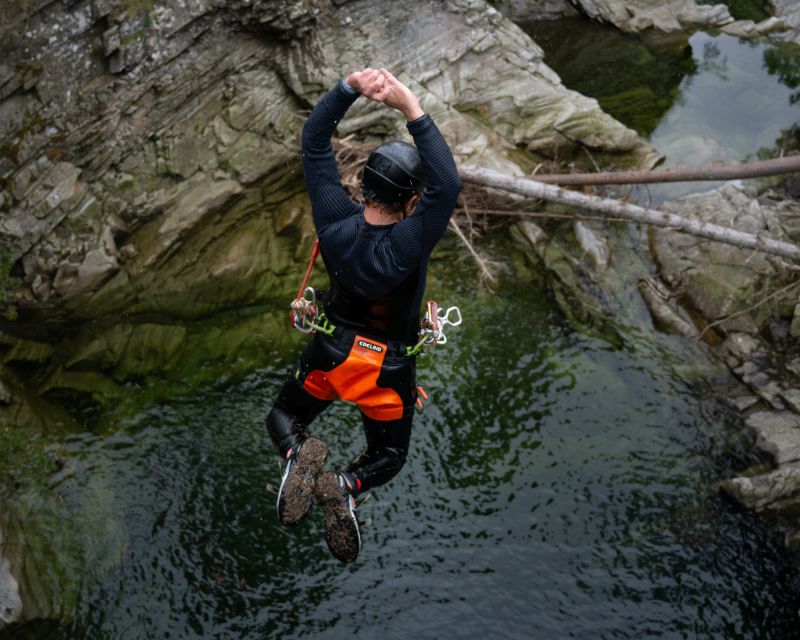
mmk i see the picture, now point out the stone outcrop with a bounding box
[492,0,579,22]
[769,0,800,44]
[653,185,797,335]
[650,183,800,554]
[573,0,733,32]
[494,0,733,32]
[0,521,22,628]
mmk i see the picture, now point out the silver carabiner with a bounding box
[438,306,462,328]
[291,287,318,333]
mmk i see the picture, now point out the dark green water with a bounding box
[3,247,800,638]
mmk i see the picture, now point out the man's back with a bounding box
[300,76,461,339]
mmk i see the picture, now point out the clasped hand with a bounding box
[346,68,424,121]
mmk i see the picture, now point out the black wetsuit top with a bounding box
[300,80,462,343]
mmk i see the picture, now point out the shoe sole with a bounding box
[277,437,328,526]
[315,471,361,564]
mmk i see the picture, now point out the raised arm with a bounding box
[376,70,461,269]
[301,70,398,233]
[300,80,361,232]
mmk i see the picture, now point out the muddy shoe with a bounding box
[314,471,361,564]
[277,437,328,526]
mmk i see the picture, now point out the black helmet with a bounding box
[362,141,425,207]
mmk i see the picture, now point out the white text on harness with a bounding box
[357,339,384,353]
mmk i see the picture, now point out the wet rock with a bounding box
[493,0,578,22]
[637,276,696,336]
[780,389,800,414]
[75,249,119,293]
[570,0,732,33]
[725,394,761,412]
[0,525,23,628]
[0,380,11,406]
[746,411,800,465]
[734,361,787,410]
[652,184,794,336]
[722,332,761,361]
[512,220,614,332]
[720,17,785,38]
[722,461,800,512]
[517,220,548,248]
[573,221,610,269]
[770,0,800,44]
[755,17,786,35]
[719,20,750,36]
[791,303,800,339]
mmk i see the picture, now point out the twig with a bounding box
[696,278,800,341]
[448,217,499,289]
[583,147,601,173]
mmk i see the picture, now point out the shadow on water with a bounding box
[3,241,800,639]
[522,18,698,137]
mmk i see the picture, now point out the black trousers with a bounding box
[267,330,416,496]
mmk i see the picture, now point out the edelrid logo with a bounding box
[358,339,383,353]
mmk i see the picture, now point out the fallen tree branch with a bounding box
[448,218,499,289]
[459,166,800,262]
[529,154,800,186]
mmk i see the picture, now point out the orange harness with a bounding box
[302,334,405,421]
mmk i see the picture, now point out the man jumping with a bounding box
[266,67,461,563]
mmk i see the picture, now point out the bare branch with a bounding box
[529,154,800,186]
[459,166,800,262]
[448,217,499,289]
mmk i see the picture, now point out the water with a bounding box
[525,19,800,201]
[3,249,800,639]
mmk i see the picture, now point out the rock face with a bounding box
[494,0,733,32]
[653,185,796,335]
[574,0,733,32]
[769,0,800,44]
[492,0,579,22]
[651,183,800,555]
[0,522,23,628]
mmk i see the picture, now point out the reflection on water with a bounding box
[3,248,800,639]
[650,33,800,165]
[526,18,800,202]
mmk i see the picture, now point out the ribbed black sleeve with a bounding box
[300,79,462,333]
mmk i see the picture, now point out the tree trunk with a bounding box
[530,154,800,186]
[458,166,800,262]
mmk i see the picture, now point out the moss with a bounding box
[0,424,59,490]
[0,248,19,321]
